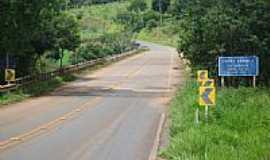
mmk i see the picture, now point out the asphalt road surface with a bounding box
[0,42,183,160]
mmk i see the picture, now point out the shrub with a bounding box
[152,0,171,13]
[128,0,147,12]
[71,32,133,63]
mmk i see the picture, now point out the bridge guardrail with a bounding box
[0,48,142,93]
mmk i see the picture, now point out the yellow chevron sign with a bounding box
[197,70,208,82]
[201,79,215,87]
[199,87,216,106]
[5,69,16,82]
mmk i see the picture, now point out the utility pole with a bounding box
[6,53,10,85]
[6,53,9,69]
[65,0,69,10]
[159,0,163,25]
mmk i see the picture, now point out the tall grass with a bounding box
[161,80,270,160]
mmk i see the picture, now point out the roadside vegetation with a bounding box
[161,80,270,160]
[172,0,270,85]
[0,0,136,105]
[0,0,134,84]
[113,0,270,85]
[69,2,134,64]
[113,0,178,47]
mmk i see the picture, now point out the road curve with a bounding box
[0,42,184,160]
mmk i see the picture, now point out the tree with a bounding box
[0,0,65,80]
[152,0,170,13]
[128,0,147,12]
[52,13,81,69]
[171,0,270,84]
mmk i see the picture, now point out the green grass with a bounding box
[161,80,270,160]
[136,27,178,47]
[136,21,179,47]
[69,2,127,40]
[0,75,76,106]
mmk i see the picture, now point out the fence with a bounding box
[0,48,142,93]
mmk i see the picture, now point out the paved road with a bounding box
[0,42,183,160]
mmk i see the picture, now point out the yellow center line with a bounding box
[0,52,150,151]
[0,97,102,150]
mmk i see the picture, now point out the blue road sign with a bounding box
[218,56,259,77]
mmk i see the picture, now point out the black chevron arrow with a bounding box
[204,80,213,87]
[202,88,214,104]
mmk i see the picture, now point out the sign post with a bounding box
[218,56,259,87]
[196,70,209,124]
[221,77,225,88]
[199,82,216,122]
[197,70,216,123]
[195,108,199,124]
[205,105,209,122]
[253,76,256,88]
[6,53,10,85]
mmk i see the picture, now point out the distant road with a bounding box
[0,42,183,160]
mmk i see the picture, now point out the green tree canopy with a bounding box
[152,0,170,13]
[52,13,81,68]
[128,0,147,12]
[172,0,270,84]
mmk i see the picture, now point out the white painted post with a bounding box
[195,108,199,124]
[253,76,256,88]
[205,105,209,122]
[221,77,225,88]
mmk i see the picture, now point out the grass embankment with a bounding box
[162,80,270,160]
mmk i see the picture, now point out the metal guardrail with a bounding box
[0,49,140,93]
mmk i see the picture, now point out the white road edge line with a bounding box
[148,113,166,160]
